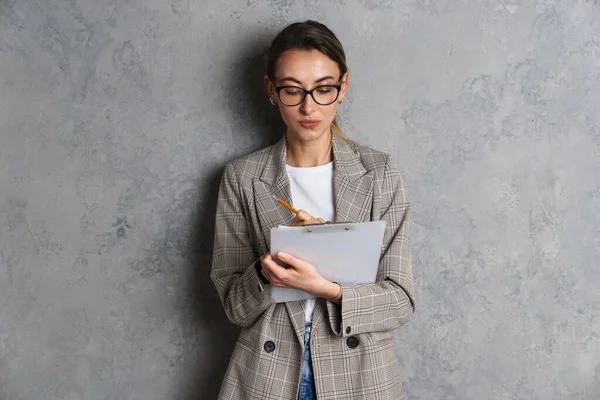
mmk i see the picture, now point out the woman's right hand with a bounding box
[288,209,325,227]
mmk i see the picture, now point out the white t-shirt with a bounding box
[285,161,335,322]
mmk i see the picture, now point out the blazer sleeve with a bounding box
[326,155,415,336]
[210,162,272,328]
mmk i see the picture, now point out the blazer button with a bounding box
[264,340,276,353]
[346,336,359,349]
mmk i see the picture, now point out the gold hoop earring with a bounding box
[339,98,344,103]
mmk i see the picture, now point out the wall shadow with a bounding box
[229,35,287,149]
[180,33,283,400]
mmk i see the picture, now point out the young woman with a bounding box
[210,20,415,400]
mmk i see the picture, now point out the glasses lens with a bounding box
[279,87,305,106]
[313,86,339,105]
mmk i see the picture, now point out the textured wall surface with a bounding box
[1,0,599,399]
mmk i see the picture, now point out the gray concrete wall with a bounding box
[1,0,598,399]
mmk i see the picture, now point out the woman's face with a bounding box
[265,49,348,144]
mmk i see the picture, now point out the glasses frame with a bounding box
[274,83,342,106]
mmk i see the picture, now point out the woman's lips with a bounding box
[299,120,320,128]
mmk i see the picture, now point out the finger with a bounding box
[271,279,288,288]
[262,255,289,281]
[288,214,301,226]
[295,209,316,223]
[262,253,282,269]
[316,217,325,223]
[261,263,278,284]
[260,254,277,282]
[266,268,287,287]
[277,251,303,269]
[289,210,319,227]
[260,267,272,281]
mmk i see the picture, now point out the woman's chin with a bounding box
[288,125,330,142]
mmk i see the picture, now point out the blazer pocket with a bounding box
[366,330,396,347]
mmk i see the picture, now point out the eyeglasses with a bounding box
[275,84,342,106]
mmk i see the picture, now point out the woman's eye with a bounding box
[284,88,303,95]
[317,87,333,94]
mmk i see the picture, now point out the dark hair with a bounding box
[267,20,349,139]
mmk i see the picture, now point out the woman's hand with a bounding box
[260,252,342,303]
[288,209,325,227]
[259,209,341,301]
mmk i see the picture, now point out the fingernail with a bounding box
[278,252,288,259]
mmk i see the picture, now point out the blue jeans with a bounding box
[299,321,317,400]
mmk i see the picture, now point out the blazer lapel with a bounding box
[252,134,295,249]
[285,302,308,346]
[331,134,374,223]
[252,134,307,345]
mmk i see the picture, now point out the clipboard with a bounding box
[269,220,387,303]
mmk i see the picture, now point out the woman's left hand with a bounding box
[260,252,342,302]
[260,252,327,295]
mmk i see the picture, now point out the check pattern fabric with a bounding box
[210,133,415,400]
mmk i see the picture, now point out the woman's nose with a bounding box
[299,93,315,113]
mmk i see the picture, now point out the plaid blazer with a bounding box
[210,133,415,400]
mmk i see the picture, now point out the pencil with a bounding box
[273,195,298,214]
